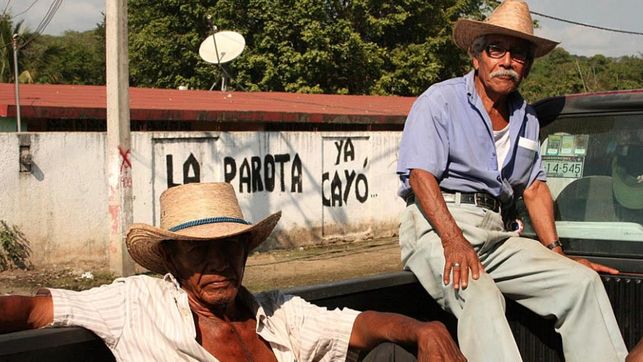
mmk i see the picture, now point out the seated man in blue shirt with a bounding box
[396,1,628,361]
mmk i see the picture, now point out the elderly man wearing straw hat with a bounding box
[0,182,466,362]
[396,0,628,361]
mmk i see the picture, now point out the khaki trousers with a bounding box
[399,202,628,362]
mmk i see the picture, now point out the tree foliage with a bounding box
[0,13,28,83]
[2,1,642,101]
[520,48,643,102]
[27,30,106,85]
[0,11,105,85]
[128,0,491,95]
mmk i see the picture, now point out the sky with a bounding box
[5,0,643,58]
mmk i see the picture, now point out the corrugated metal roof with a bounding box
[0,83,415,124]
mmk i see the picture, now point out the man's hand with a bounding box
[416,321,467,362]
[626,337,643,362]
[0,295,53,334]
[550,245,620,274]
[570,256,620,275]
[442,237,483,290]
[408,169,484,290]
[350,312,466,361]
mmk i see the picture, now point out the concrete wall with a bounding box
[0,131,405,267]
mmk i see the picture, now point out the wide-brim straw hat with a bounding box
[453,0,559,58]
[126,182,281,274]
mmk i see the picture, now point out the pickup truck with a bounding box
[1,90,641,361]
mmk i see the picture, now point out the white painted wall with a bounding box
[0,131,405,267]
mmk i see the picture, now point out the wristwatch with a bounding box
[546,240,563,250]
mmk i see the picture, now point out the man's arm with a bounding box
[0,295,53,334]
[409,168,483,289]
[349,311,466,361]
[522,180,558,249]
[523,180,619,274]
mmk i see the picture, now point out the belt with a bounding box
[406,191,501,212]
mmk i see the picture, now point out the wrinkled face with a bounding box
[473,35,533,96]
[163,237,248,308]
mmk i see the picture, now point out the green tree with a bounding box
[27,30,105,85]
[0,12,104,85]
[0,13,26,83]
[520,48,643,102]
[128,0,492,95]
[128,2,211,89]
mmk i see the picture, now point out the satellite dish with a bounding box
[199,31,245,64]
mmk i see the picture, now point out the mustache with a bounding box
[489,69,520,82]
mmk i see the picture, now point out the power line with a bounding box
[31,0,61,35]
[530,10,643,36]
[2,0,13,16]
[20,0,62,48]
[14,0,40,18]
[488,0,643,36]
[0,0,59,52]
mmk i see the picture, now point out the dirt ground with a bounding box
[0,237,403,295]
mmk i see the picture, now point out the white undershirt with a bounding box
[494,123,511,171]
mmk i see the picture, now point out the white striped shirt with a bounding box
[49,274,360,362]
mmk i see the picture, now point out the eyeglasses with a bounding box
[485,44,532,64]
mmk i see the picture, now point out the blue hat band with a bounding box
[168,217,251,232]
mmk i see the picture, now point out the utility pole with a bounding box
[12,34,21,132]
[106,0,134,276]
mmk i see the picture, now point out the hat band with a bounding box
[168,217,251,232]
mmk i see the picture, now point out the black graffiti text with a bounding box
[224,153,303,193]
[334,138,355,165]
[322,169,368,207]
[166,153,200,188]
[323,137,369,207]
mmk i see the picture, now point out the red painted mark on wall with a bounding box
[118,146,132,172]
[118,146,133,189]
[108,204,120,234]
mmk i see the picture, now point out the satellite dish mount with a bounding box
[199,16,246,91]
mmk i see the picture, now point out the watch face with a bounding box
[547,240,562,250]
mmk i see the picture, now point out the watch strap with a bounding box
[546,240,563,250]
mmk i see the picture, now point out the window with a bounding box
[526,113,643,259]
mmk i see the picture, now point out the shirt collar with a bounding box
[236,286,266,325]
[164,274,279,348]
[165,274,263,323]
[163,273,182,290]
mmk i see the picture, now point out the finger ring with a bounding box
[453,262,461,268]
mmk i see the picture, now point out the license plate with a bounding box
[542,156,584,178]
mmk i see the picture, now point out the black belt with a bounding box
[406,191,501,212]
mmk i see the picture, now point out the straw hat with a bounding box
[453,0,559,58]
[126,182,281,274]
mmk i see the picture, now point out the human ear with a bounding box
[472,56,480,71]
[159,241,179,276]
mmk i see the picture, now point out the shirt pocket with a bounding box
[513,137,539,183]
[518,136,539,152]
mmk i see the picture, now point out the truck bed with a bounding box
[1,270,640,361]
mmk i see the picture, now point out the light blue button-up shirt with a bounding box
[397,70,545,204]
